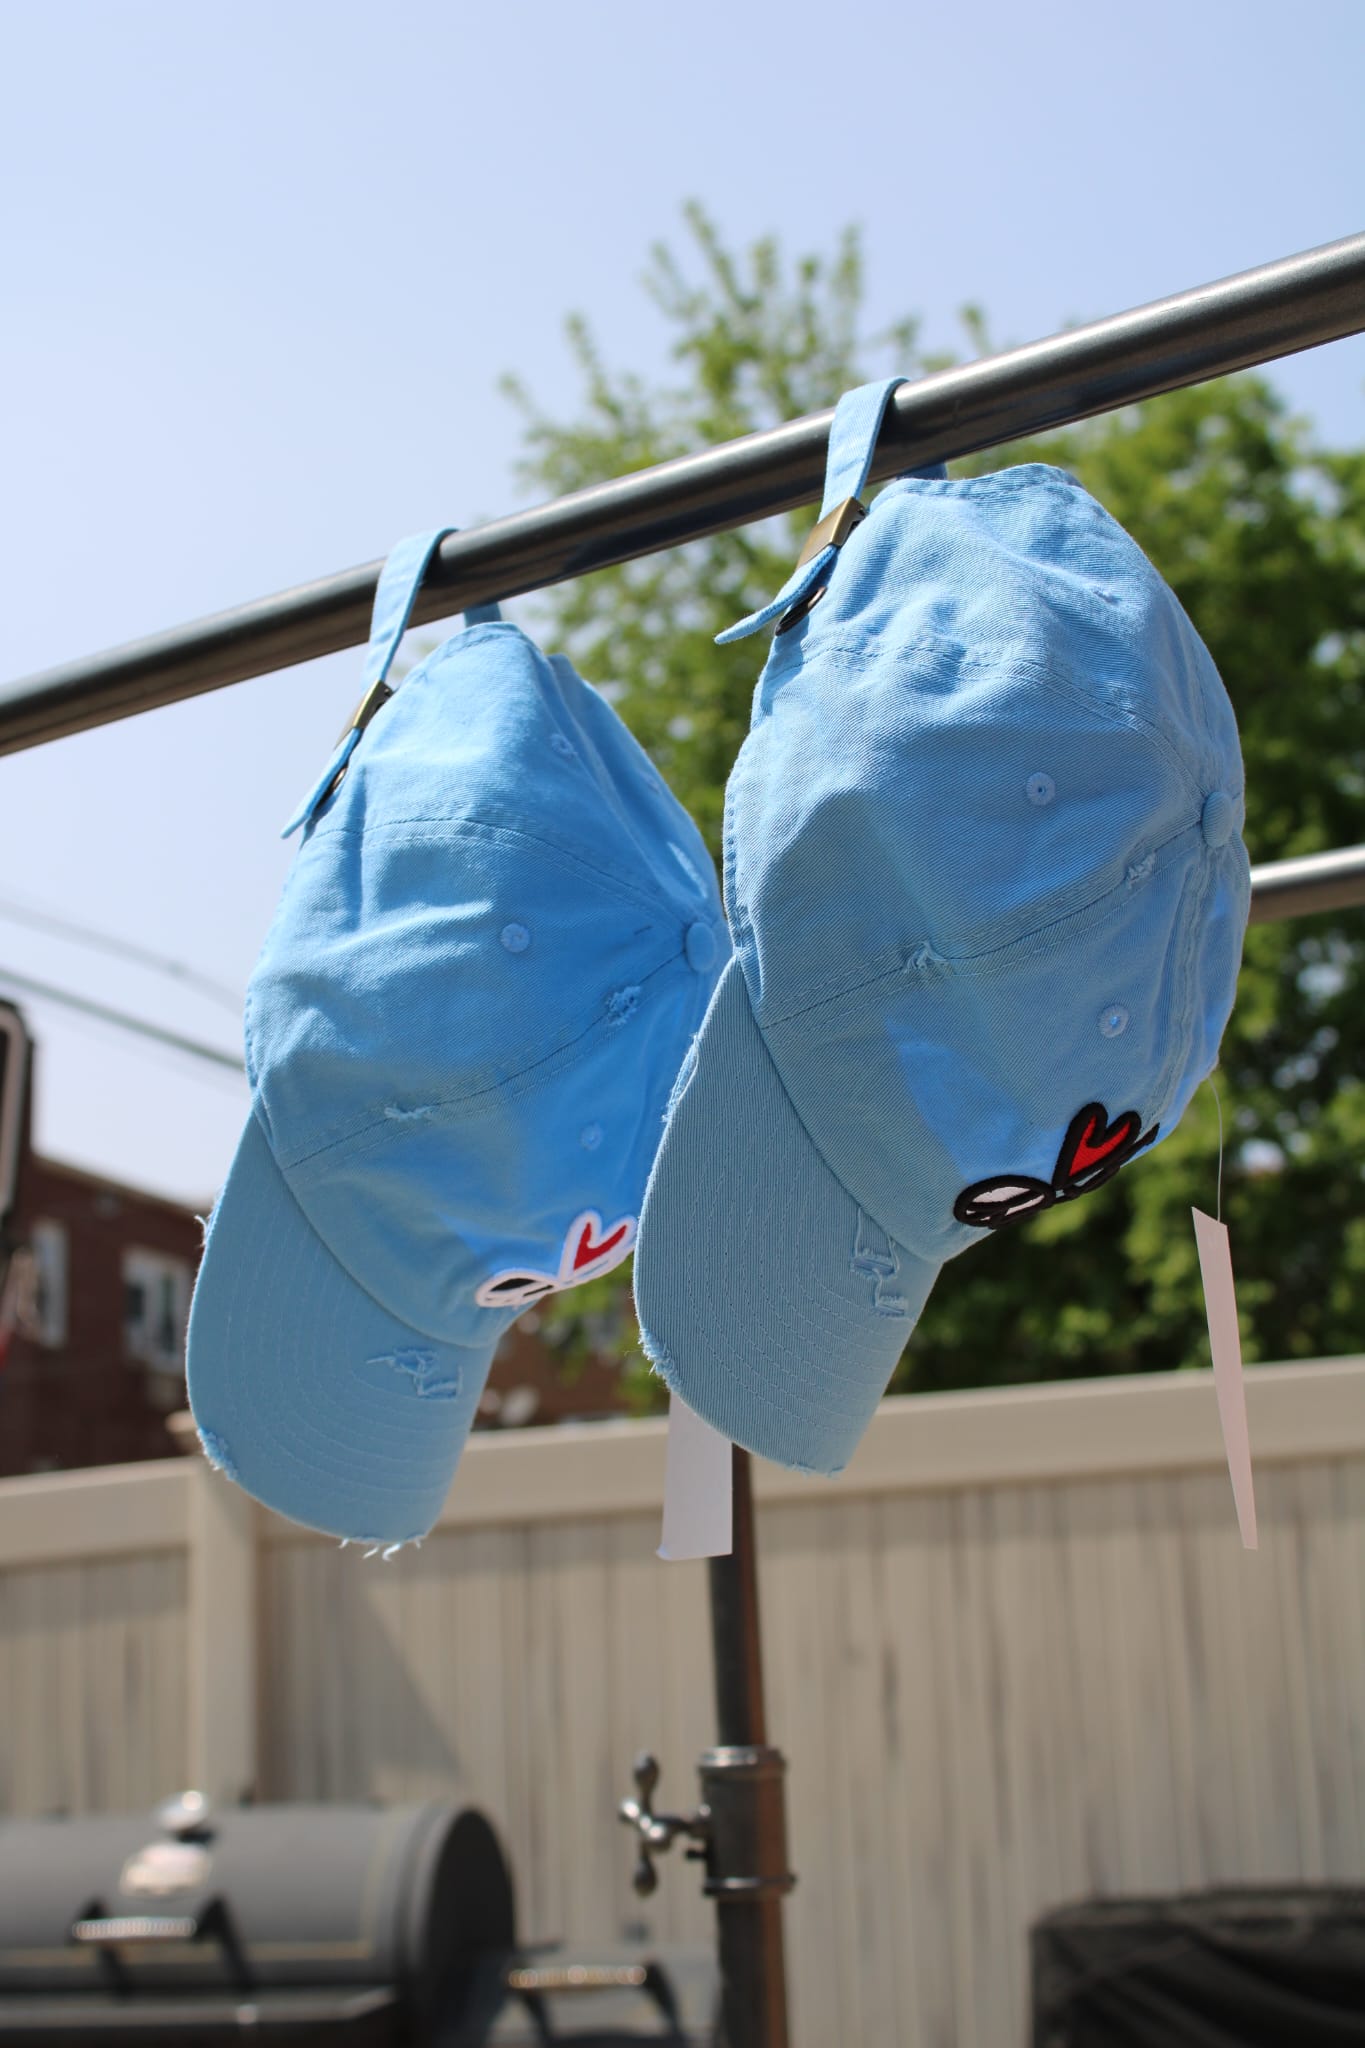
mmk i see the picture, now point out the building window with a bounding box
[6,1220,68,1351]
[26,1220,68,1351]
[122,1248,191,1373]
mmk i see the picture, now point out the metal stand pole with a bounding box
[617,1448,795,2044]
[701,1446,794,2048]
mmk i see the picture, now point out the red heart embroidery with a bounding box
[571,1214,632,1272]
[477,1211,638,1308]
[1060,1104,1141,1179]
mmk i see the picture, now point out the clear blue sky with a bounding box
[1,0,1361,1202]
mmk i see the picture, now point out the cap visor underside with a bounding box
[634,956,939,1475]
[187,1115,499,1544]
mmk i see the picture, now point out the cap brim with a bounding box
[187,1115,501,1544]
[634,957,938,1474]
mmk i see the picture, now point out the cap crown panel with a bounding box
[734,465,1250,1263]
[241,622,724,1345]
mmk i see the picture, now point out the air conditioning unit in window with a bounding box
[123,1246,191,1374]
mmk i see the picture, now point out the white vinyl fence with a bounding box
[1,1359,1362,2048]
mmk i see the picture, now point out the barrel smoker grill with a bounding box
[0,1796,516,2045]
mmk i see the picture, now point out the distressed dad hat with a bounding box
[188,530,726,1544]
[635,377,1250,1475]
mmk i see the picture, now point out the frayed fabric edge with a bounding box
[338,1535,425,1562]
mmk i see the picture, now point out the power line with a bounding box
[0,893,241,1012]
[0,967,244,1074]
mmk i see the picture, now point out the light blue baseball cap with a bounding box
[188,530,726,1544]
[634,378,1251,1476]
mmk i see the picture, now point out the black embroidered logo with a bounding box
[953,1102,1158,1231]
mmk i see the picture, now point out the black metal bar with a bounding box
[709,1451,769,1751]
[704,1447,794,2048]
[1247,844,1365,923]
[2,232,1362,757]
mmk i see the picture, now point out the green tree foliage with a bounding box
[508,205,1365,1400]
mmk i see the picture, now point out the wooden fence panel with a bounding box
[257,1514,717,1952]
[0,1363,1362,2047]
[0,1551,187,1814]
[758,1456,1365,2048]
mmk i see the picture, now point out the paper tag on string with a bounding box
[1192,1208,1257,1550]
[658,1393,733,1560]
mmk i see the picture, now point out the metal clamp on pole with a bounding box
[695,1746,796,1904]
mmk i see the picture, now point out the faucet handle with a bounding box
[617,1752,709,1897]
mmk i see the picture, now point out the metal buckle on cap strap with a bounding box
[335,678,394,750]
[320,678,394,805]
[794,495,866,570]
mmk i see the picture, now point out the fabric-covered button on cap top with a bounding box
[685,922,718,974]
[1201,790,1235,848]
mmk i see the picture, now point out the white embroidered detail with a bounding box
[474,1208,638,1308]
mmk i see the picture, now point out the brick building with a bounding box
[0,1149,205,1475]
[0,1008,632,1479]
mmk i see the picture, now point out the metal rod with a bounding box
[1247,844,1365,923]
[704,1447,793,2048]
[2,232,1362,756]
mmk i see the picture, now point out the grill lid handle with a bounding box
[154,1789,214,1840]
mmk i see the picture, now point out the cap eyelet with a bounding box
[1025,772,1056,808]
[500,923,531,954]
[1099,1004,1129,1039]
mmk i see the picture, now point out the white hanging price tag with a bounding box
[1192,1208,1257,1550]
[658,1393,733,1560]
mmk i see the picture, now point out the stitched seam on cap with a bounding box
[747,811,1202,1029]
[764,640,1219,805]
[281,949,692,1173]
[1150,849,1208,1115]
[306,810,682,925]
[874,464,1088,503]
[762,824,1201,1031]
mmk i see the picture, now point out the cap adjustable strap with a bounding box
[281,529,503,838]
[715,379,903,645]
[716,376,951,646]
